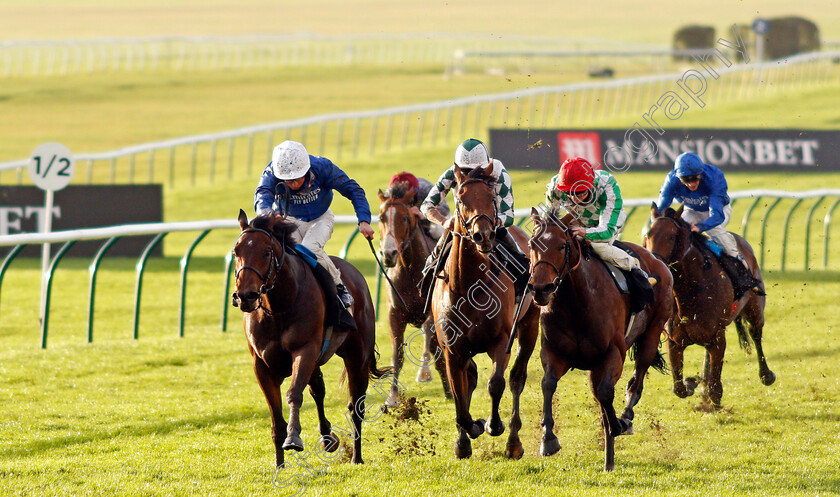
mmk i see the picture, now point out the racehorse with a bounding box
[528,208,673,471]
[645,204,775,409]
[378,184,451,405]
[231,210,388,466]
[430,164,540,460]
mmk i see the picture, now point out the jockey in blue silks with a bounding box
[254,140,374,308]
[655,152,764,297]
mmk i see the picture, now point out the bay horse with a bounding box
[645,204,775,409]
[528,208,673,471]
[431,164,540,460]
[378,184,451,405]
[231,210,388,466]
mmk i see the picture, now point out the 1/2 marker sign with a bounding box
[28,142,75,191]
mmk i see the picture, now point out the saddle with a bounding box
[688,233,765,301]
[293,244,357,331]
[600,241,655,314]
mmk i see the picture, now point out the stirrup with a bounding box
[336,283,354,309]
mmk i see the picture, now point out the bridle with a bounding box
[648,216,690,264]
[380,200,430,265]
[233,227,287,312]
[529,226,583,294]
[452,177,498,243]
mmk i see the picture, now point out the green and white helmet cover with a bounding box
[454,139,490,169]
[271,140,311,180]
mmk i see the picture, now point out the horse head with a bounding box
[453,163,497,254]
[527,208,580,306]
[645,202,691,265]
[231,209,295,312]
[378,183,420,267]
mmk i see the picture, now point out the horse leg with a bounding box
[427,322,452,399]
[485,339,508,439]
[744,297,775,385]
[589,346,629,438]
[445,352,484,458]
[343,354,371,464]
[620,330,661,432]
[506,310,539,459]
[308,367,339,453]
[415,318,434,383]
[704,333,726,409]
[668,337,695,398]
[283,346,319,452]
[252,353,288,468]
[387,312,407,407]
[539,347,569,457]
[601,410,616,472]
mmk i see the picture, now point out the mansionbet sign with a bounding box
[489,129,839,171]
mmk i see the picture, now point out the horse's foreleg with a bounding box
[344,354,370,465]
[283,346,319,452]
[415,318,434,383]
[744,297,775,386]
[445,353,483,458]
[253,354,287,468]
[387,312,407,407]
[506,311,539,459]
[621,330,661,430]
[539,346,569,457]
[705,333,726,409]
[426,322,452,398]
[668,336,693,398]
[589,347,627,438]
[308,367,338,453]
[601,411,616,472]
[485,339,508,439]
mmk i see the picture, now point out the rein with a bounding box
[234,227,288,313]
[649,216,691,264]
[381,200,430,265]
[529,228,583,293]
[452,177,498,243]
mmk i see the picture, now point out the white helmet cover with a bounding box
[454,139,490,169]
[271,140,311,180]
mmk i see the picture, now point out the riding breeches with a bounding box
[288,209,342,285]
[590,236,639,272]
[681,205,739,258]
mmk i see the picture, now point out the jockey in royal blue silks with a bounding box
[254,140,374,308]
[655,152,764,297]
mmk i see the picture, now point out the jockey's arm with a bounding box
[421,166,455,227]
[253,164,279,215]
[656,173,678,214]
[494,164,515,228]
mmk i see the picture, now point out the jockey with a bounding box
[388,171,450,240]
[254,140,375,309]
[655,152,764,296]
[546,157,657,293]
[419,138,530,298]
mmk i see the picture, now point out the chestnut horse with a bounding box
[528,209,672,471]
[645,204,775,409]
[378,184,450,405]
[431,164,540,460]
[231,210,388,466]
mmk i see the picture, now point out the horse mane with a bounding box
[250,214,298,248]
[662,208,710,251]
[466,166,492,182]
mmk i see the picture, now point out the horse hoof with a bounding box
[619,419,634,436]
[416,367,433,383]
[761,371,776,386]
[485,418,505,437]
[540,437,561,457]
[281,435,304,452]
[454,438,472,459]
[320,433,339,453]
[468,419,485,439]
[385,390,399,408]
[505,442,524,460]
[673,385,690,398]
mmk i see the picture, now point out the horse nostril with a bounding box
[231,293,240,307]
[473,232,483,243]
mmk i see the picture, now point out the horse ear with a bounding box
[482,162,494,176]
[675,202,685,218]
[377,189,386,202]
[238,209,249,230]
[530,206,540,218]
[650,202,660,221]
[453,165,465,184]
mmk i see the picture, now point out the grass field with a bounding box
[2,2,840,495]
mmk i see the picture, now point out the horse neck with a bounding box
[671,243,710,293]
[264,248,305,313]
[447,231,488,295]
[398,223,432,271]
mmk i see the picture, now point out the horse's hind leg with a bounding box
[252,352,288,468]
[506,311,539,459]
[426,323,452,398]
[621,330,662,431]
[343,355,371,464]
[744,297,775,385]
[387,312,407,407]
[668,335,696,398]
[601,410,616,472]
[308,367,338,453]
[415,318,434,383]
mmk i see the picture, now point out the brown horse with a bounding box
[377,184,450,405]
[645,204,775,408]
[528,209,673,471]
[431,164,540,460]
[231,210,388,466]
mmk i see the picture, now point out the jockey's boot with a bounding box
[336,282,354,309]
[495,227,530,301]
[629,264,656,308]
[719,255,763,300]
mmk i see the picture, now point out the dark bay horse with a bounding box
[231,210,388,466]
[528,209,673,471]
[645,204,775,409]
[431,164,540,460]
[378,184,450,405]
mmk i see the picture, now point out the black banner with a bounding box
[0,185,163,257]
[489,128,839,171]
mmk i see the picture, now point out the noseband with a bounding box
[234,227,287,305]
[453,178,497,242]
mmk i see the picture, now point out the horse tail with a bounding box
[368,346,395,380]
[734,315,753,355]
[629,343,669,375]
